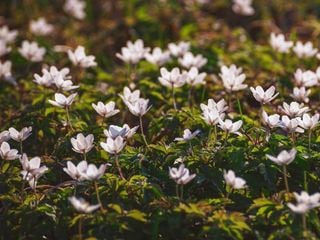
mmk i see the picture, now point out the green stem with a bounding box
[65,107,74,132]
[83,153,87,161]
[308,129,312,152]
[283,165,290,193]
[236,96,243,119]
[94,181,104,212]
[115,154,125,180]
[176,184,179,199]
[139,116,149,148]
[20,141,23,154]
[171,84,177,110]
[302,214,307,232]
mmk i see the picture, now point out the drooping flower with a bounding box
[250,86,279,104]
[178,52,207,69]
[9,127,32,142]
[18,40,46,62]
[223,170,246,189]
[266,149,297,166]
[232,0,255,16]
[219,65,247,92]
[168,41,190,57]
[69,196,100,213]
[116,39,150,64]
[100,136,126,155]
[29,18,54,36]
[63,160,88,181]
[169,164,196,185]
[70,133,94,154]
[92,101,120,118]
[68,46,97,68]
[104,124,139,140]
[158,67,187,88]
[293,41,318,58]
[145,47,171,66]
[174,129,200,142]
[269,33,293,53]
[48,93,77,108]
[64,0,86,20]
[0,142,19,160]
[218,119,243,135]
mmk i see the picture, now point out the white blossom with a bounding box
[145,47,171,66]
[168,41,190,57]
[293,41,318,58]
[250,86,278,104]
[298,113,319,130]
[269,33,293,53]
[9,127,32,142]
[158,67,187,88]
[70,133,94,154]
[185,67,207,86]
[220,65,247,92]
[266,149,297,166]
[125,98,151,117]
[175,129,200,142]
[261,111,280,129]
[104,124,138,140]
[279,115,304,133]
[224,170,246,189]
[169,164,196,185]
[69,197,100,213]
[92,101,120,118]
[280,102,309,117]
[0,25,18,43]
[18,40,46,62]
[116,39,150,64]
[0,142,19,160]
[218,119,243,135]
[293,69,317,87]
[63,160,88,181]
[100,136,126,155]
[0,60,12,78]
[178,52,207,69]
[48,93,77,108]
[64,0,86,20]
[30,18,54,36]
[290,87,311,103]
[232,0,255,16]
[68,46,97,68]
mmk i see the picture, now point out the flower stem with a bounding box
[171,85,177,110]
[236,96,243,119]
[94,181,104,212]
[115,154,125,180]
[180,185,184,200]
[188,86,193,108]
[83,153,87,161]
[176,184,179,198]
[78,216,83,240]
[139,116,149,148]
[308,129,312,152]
[20,141,23,154]
[65,107,74,132]
[302,214,307,232]
[283,165,290,193]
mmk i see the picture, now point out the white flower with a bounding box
[48,93,77,108]
[80,163,106,181]
[20,155,48,189]
[261,111,280,129]
[71,133,94,154]
[185,67,207,86]
[290,87,311,103]
[293,69,317,87]
[0,142,19,160]
[288,191,320,214]
[280,102,309,117]
[200,99,228,114]
[29,18,54,36]
[64,0,86,20]
[269,33,293,53]
[68,46,97,68]
[18,41,46,62]
[119,87,141,104]
[168,41,190,57]
[293,41,318,58]
[54,75,79,92]
[126,98,151,117]
[0,25,18,43]
[169,164,196,185]
[223,170,246,189]
[232,0,255,16]
[175,129,200,142]
[100,136,126,155]
[116,39,150,64]
[0,130,10,144]
[9,127,32,142]
[145,47,171,66]
[219,65,247,92]
[279,115,304,133]
[63,160,88,181]
[298,113,319,130]
[178,52,207,69]
[266,149,297,166]
[202,108,224,126]
[69,197,100,213]
[0,60,12,78]
[250,86,278,104]
[218,119,243,135]
[158,67,187,88]
[34,66,72,88]
[0,40,11,57]
[104,124,139,139]
[92,101,120,118]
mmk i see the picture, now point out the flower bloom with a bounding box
[219,64,247,92]
[29,18,54,36]
[201,99,228,126]
[223,170,246,189]
[125,98,151,117]
[145,47,171,66]
[116,39,150,64]
[71,133,94,154]
[34,66,72,88]
[64,0,86,20]
[48,93,77,108]
[293,69,317,87]
[168,41,190,57]
[68,46,97,68]
[266,149,297,166]
[250,86,278,104]
[218,119,243,135]
[269,33,293,53]
[290,87,311,103]
[100,136,126,155]
[0,60,12,78]
[18,40,46,62]
[279,102,309,117]
[158,67,187,88]
[119,87,141,104]
[69,196,100,213]
[279,115,304,133]
[92,101,120,118]
[293,41,318,58]
[0,25,18,44]
[63,160,88,181]
[178,52,207,69]
[0,40,11,57]
[184,67,207,86]
[288,191,320,214]
[169,164,196,185]
[0,142,19,160]
[298,113,319,130]
[0,130,10,144]
[104,124,138,140]
[80,163,106,181]
[261,111,280,129]
[9,127,32,142]
[232,0,255,16]
[175,129,200,142]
